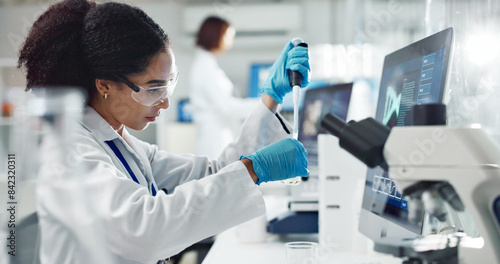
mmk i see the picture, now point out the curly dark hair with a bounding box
[17,0,169,100]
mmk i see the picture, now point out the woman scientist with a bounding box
[190,16,259,159]
[17,0,310,263]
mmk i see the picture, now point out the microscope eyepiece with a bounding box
[320,113,346,138]
[321,113,391,170]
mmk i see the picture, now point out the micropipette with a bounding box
[292,85,300,140]
[289,38,308,139]
[282,38,308,185]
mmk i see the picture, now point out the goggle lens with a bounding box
[128,71,179,106]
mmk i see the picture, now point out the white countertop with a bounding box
[202,226,402,264]
[202,194,402,264]
[202,228,289,264]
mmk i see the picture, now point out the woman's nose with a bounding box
[156,97,170,110]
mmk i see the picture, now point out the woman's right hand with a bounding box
[240,138,309,185]
[259,40,310,104]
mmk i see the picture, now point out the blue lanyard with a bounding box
[105,140,158,196]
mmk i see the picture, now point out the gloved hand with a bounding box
[240,138,309,185]
[260,40,310,104]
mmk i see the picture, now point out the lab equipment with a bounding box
[292,86,300,140]
[267,84,354,235]
[260,40,310,104]
[283,38,309,185]
[289,38,308,140]
[317,134,370,252]
[321,108,500,263]
[318,27,458,261]
[240,138,309,185]
[298,82,353,175]
[285,242,318,264]
[267,209,318,234]
[266,85,354,236]
[356,27,455,243]
[268,83,354,234]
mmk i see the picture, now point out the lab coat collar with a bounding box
[196,47,217,63]
[81,106,121,142]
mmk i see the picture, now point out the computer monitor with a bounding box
[298,83,353,173]
[359,27,454,242]
[248,63,273,98]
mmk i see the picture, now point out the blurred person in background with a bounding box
[190,16,259,159]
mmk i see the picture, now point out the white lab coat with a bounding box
[189,48,259,159]
[36,101,291,264]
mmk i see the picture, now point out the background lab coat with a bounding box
[189,48,259,159]
[36,101,291,264]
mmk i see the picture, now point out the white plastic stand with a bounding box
[317,134,370,253]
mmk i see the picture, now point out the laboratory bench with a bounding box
[201,194,402,264]
[202,227,402,264]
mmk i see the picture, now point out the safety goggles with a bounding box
[114,71,179,106]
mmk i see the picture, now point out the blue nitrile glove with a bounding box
[240,138,309,185]
[260,40,311,104]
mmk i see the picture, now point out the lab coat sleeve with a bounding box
[149,148,217,193]
[151,100,292,191]
[37,132,266,263]
[217,99,293,164]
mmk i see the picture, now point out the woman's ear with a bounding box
[95,79,113,98]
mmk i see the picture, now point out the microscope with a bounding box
[320,105,500,264]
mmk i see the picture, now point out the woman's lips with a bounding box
[146,116,158,122]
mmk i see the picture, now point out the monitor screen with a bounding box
[359,27,454,241]
[248,63,273,98]
[298,83,353,170]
